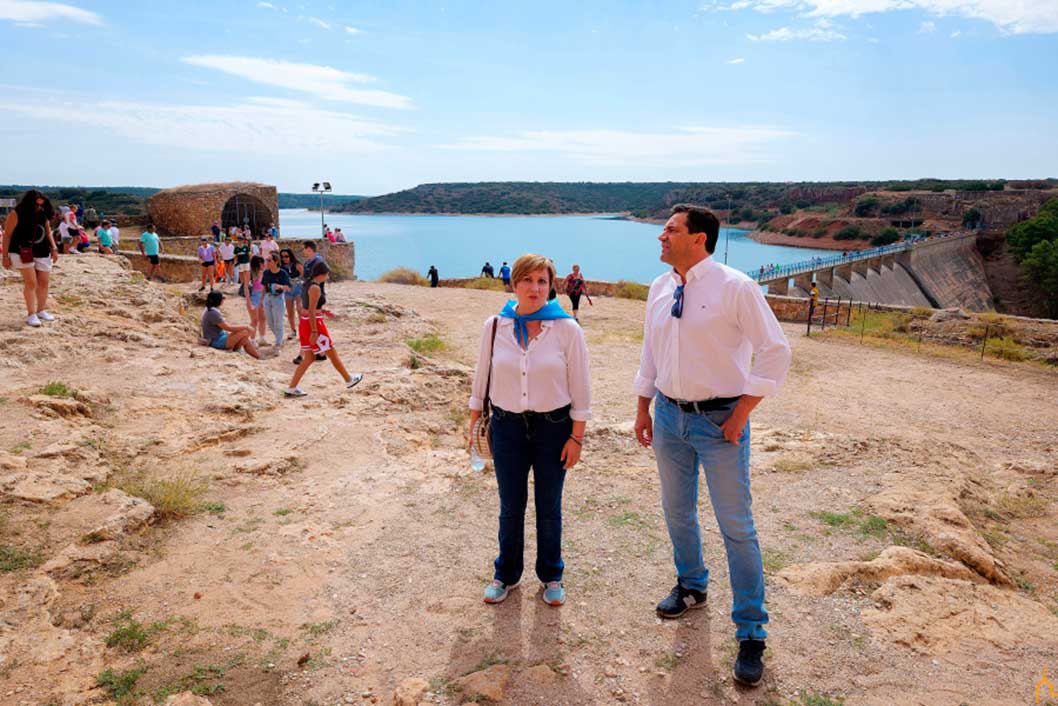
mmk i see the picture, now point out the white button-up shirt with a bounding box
[470,316,592,421]
[634,256,791,401]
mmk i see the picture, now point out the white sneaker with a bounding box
[259,339,271,347]
[26,314,42,327]
[284,387,307,397]
[345,373,364,390]
[36,310,56,322]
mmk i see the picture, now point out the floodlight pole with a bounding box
[320,189,325,238]
[724,193,732,265]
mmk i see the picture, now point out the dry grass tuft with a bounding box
[378,267,429,286]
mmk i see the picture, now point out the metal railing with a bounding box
[748,231,974,283]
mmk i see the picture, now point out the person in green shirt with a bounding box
[233,236,252,297]
[138,224,163,281]
[97,220,114,254]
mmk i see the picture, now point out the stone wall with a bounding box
[147,182,278,238]
[437,276,623,297]
[119,250,201,283]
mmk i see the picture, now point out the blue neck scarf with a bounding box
[499,299,572,347]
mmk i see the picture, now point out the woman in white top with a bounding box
[469,253,591,607]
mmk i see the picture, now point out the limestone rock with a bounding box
[866,484,1010,585]
[41,541,121,579]
[392,677,429,706]
[0,452,28,470]
[163,692,215,706]
[929,307,970,322]
[521,663,559,686]
[27,394,93,418]
[776,546,982,596]
[235,455,302,476]
[863,575,1058,658]
[86,489,156,540]
[457,664,511,702]
[0,470,91,503]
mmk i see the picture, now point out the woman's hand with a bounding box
[560,437,582,470]
[1,253,10,270]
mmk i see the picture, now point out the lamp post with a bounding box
[724,193,732,265]
[312,181,332,238]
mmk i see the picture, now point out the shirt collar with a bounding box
[668,255,716,285]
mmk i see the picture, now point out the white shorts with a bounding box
[236,263,251,274]
[10,252,53,272]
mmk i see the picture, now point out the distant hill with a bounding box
[278,193,365,209]
[334,180,1056,219]
[333,182,700,215]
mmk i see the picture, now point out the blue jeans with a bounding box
[490,405,571,585]
[652,393,768,641]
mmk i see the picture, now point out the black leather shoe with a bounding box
[733,639,766,686]
[655,584,707,619]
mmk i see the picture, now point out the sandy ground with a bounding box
[1,254,1056,706]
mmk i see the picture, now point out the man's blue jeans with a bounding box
[652,393,768,641]
[490,405,571,586]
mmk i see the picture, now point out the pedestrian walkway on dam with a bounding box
[748,232,990,311]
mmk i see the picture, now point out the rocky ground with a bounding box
[1,254,1056,706]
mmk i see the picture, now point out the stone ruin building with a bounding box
[147,182,279,237]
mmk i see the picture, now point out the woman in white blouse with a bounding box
[469,254,592,607]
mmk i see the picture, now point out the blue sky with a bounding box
[1,0,1056,194]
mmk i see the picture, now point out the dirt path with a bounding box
[1,255,1056,706]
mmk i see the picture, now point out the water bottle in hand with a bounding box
[470,445,485,472]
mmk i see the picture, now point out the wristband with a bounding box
[569,436,582,446]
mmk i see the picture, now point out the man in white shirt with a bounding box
[633,204,791,688]
[109,222,120,247]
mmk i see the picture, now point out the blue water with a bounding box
[278,209,831,283]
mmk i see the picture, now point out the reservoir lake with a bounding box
[278,209,831,283]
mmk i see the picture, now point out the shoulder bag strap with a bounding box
[482,317,499,414]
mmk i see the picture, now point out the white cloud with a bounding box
[181,55,413,109]
[705,0,1058,34]
[343,25,361,34]
[307,16,330,29]
[0,0,101,25]
[4,95,405,155]
[918,20,936,33]
[439,125,796,167]
[727,57,746,63]
[747,19,846,41]
[950,29,961,36]
[256,1,274,8]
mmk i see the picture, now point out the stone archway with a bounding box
[221,193,272,235]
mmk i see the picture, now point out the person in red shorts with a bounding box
[283,251,363,397]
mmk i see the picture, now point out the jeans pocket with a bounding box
[543,410,571,424]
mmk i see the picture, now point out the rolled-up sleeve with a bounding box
[633,288,659,399]
[566,324,592,421]
[736,280,792,397]
[468,317,495,411]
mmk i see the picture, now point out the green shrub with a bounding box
[986,336,1028,361]
[463,277,506,291]
[614,281,649,300]
[96,667,147,700]
[40,381,74,398]
[779,202,794,215]
[854,197,879,217]
[377,267,428,286]
[118,472,207,521]
[870,227,900,246]
[0,545,44,572]
[834,226,862,241]
[406,333,445,354]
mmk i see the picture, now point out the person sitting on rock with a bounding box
[200,291,263,358]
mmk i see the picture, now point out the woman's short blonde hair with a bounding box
[511,254,555,286]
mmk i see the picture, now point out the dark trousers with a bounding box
[490,405,572,585]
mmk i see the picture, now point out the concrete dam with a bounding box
[757,233,994,311]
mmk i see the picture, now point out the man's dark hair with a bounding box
[206,291,224,308]
[671,204,720,254]
[303,240,317,251]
